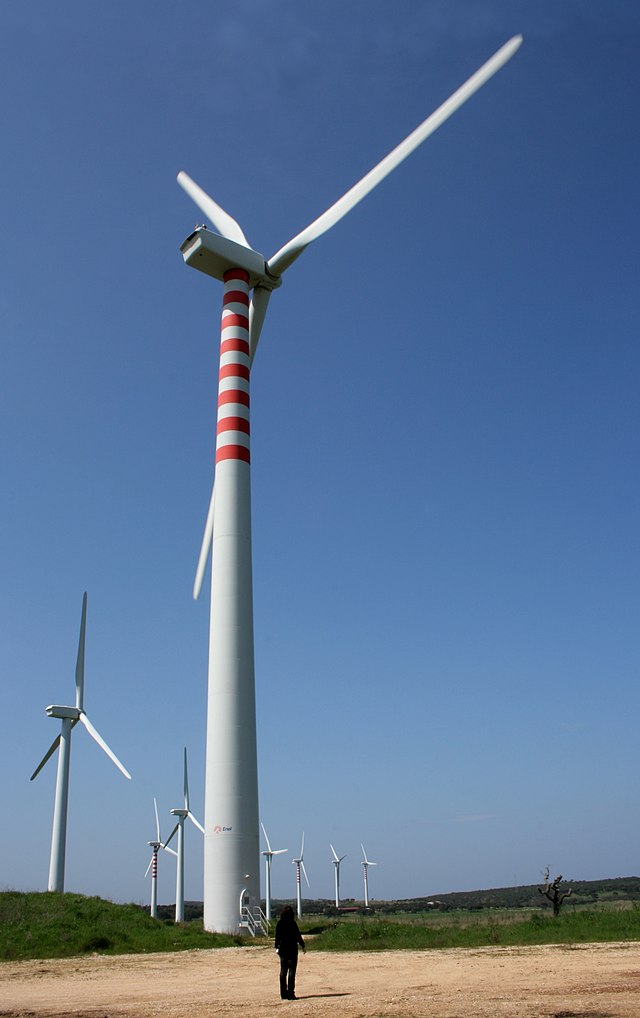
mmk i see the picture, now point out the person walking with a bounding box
[274,905,305,1000]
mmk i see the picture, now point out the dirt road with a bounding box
[2,941,640,1018]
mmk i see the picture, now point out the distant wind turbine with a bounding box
[292,833,310,919]
[330,844,347,909]
[163,748,205,922]
[260,823,287,922]
[145,797,177,919]
[361,844,377,908]
[30,592,131,893]
[177,34,522,934]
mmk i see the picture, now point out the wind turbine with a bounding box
[163,748,205,923]
[177,35,522,934]
[260,822,288,922]
[30,592,131,893]
[330,844,347,908]
[145,797,178,919]
[361,844,377,908]
[291,833,310,919]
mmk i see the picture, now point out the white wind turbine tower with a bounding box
[361,844,377,908]
[260,822,288,922]
[163,748,205,923]
[291,833,310,919]
[30,592,131,893]
[330,844,347,909]
[177,35,522,934]
[145,798,177,919]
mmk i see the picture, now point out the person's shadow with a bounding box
[295,993,350,1000]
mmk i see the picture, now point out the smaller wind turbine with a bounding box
[145,797,177,919]
[30,592,131,893]
[163,748,205,922]
[291,833,310,918]
[360,844,377,908]
[261,823,287,922]
[330,844,347,909]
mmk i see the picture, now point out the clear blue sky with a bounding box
[2,0,639,907]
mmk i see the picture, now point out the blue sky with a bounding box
[1,0,639,907]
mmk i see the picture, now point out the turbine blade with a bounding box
[330,844,339,862]
[183,746,189,810]
[154,797,160,841]
[187,811,205,835]
[177,171,250,248]
[144,856,153,878]
[164,822,180,848]
[301,860,310,887]
[162,843,179,858]
[261,821,273,854]
[30,734,61,781]
[78,713,132,779]
[267,35,522,278]
[248,286,272,365]
[75,592,87,711]
[273,848,288,855]
[300,832,305,858]
[193,481,215,601]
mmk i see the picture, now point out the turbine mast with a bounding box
[203,269,259,932]
[48,718,72,892]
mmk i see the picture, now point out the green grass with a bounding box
[0,892,244,961]
[303,907,640,951]
[4,893,640,962]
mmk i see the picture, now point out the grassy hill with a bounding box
[0,892,242,961]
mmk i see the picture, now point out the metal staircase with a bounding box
[240,903,268,937]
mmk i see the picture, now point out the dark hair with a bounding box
[280,905,295,918]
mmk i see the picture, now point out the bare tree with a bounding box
[538,867,572,916]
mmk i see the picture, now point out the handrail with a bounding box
[240,904,269,937]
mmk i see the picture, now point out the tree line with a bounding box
[153,876,640,921]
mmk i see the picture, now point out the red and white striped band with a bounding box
[216,268,251,465]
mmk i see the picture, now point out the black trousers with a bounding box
[279,951,298,998]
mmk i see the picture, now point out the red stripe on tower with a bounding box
[221,313,249,331]
[219,363,250,382]
[217,445,251,464]
[221,338,250,357]
[218,389,250,407]
[217,416,250,435]
[224,268,250,283]
[223,289,250,306]
[217,270,251,465]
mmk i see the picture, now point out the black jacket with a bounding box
[274,915,305,956]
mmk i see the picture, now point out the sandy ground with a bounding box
[2,941,640,1018]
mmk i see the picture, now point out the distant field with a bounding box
[301,907,640,951]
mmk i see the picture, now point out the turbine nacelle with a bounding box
[45,705,81,720]
[180,227,281,290]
